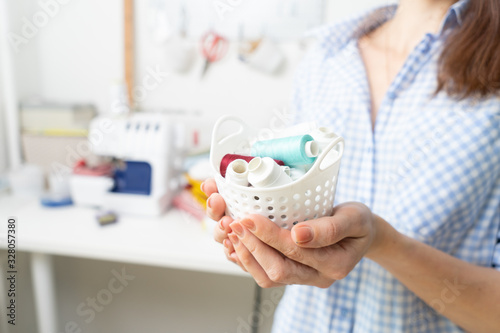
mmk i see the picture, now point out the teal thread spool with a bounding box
[251,135,319,167]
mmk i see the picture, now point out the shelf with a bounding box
[0,195,248,277]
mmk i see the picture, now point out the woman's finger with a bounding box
[223,239,239,266]
[231,222,335,288]
[291,203,370,248]
[228,233,284,288]
[201,178,218,196]
[225,240,247,272]
[223,238,235,254]
[206,193,226,221]
[213,216,233,243]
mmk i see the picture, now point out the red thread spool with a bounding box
[220,154,284,178]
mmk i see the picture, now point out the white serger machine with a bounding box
[84,113,183,216]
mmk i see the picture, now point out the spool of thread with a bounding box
[225,159,250,187]
[220,154,284,178]
[251,135,319,167]
[248,157,293,188]
[310,127,337,152]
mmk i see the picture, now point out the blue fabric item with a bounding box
[273,0,500,332]
[40,196,73,207]
[112,161,152,195]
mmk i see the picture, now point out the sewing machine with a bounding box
[85,113,183,216]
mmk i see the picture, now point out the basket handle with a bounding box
[210,115,248,146]
[210,116,250,174]
[308,136,344,173]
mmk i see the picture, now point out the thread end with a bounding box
[248,157,262,172]
[304,141,319,158]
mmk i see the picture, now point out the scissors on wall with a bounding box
[199,31,229,78]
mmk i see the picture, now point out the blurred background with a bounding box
[0,0,389,332]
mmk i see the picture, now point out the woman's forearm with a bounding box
[366,216,500,332]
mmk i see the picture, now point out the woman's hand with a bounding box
[226,202,387,288]
[202,178,389,286]
[202,178,240,265]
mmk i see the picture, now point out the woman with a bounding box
[203,0,500,331]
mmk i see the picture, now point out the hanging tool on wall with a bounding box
[199,31,228,78]
[164,3,196,74]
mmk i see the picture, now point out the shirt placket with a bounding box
[371,34,436,211]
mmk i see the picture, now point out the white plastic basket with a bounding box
[210,116,344,229]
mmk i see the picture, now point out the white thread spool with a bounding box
[304,140,319,157]
[310,127,337,152]
[310,127,339,166]
[226,159,250,187]
[248,157,293,188]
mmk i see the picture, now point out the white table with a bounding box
[0,195,248,333]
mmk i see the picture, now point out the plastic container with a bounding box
[8,164,44,198]
[69,175,114,207]
[210,116,344,229]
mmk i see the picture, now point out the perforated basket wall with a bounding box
[210,116,344,230]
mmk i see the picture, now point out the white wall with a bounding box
[11,0,124,108]
[10,0,391,127]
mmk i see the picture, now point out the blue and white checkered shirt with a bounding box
[272,1,500,332]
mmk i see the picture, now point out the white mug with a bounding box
[164,35,196,74]
[239,39,285,74]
